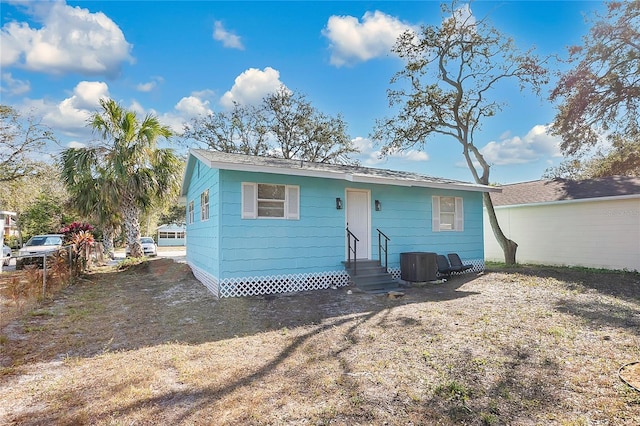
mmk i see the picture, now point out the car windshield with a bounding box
[141,238,154,244]
[27,236,62,246]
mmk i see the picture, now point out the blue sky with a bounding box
[1,0,605,184]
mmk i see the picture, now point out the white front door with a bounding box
[346,189,370,259]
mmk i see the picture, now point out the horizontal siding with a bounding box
[373,186,484,266]
[484,198,640,271]
[215,170,484,278]
[158,238,186,247]
[185,163,220,277]
[219,170,345,278]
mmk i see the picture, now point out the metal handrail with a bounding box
[377,228,390,272]
[346,227,359,275]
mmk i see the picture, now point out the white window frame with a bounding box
[187,200,196,224]
[242,182,299,220]
[201,190,209,221]
[432,196,464,232]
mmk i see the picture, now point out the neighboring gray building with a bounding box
[484,176,640,272]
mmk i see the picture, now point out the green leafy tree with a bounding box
[159,203,186,225]
[19,192,70,239]
[184,87,358,164]
[372,1,548,264]
[0,163,71,244]
[61,98,182,258]
[550,1,639,158]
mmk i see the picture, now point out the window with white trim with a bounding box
[432,196,464,231]
[188,201,194,224]
[201,190,209,221]
[242,183,299,219]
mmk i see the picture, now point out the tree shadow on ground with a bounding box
[487,264,640,301]
[0,259,481,366]
[487,265,640,335]
[555,298,640,335]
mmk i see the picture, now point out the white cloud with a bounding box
[128,100,146,116]
[71,81,110,109]
[1,1,133,77]
[150,91,216,134]
[1,72,30,95]
[175,96,212,116]
[20,80,110,138]
[323,11,416,67]
[213,21,244,50]
[402,150,430,162]
[480,125,562,166]
[67,141,86,149]
[136,81,155,92]
[135,76,164,92]
[353,136,429,166]
[220,67,284,109]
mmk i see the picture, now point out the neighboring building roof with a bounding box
[181,149,499,196]
[491,176,640,207]
[157,223,186,231]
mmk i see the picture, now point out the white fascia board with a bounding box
[492,193,640,209]
[350,174,499,192]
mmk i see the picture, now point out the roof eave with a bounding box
[190,150,498,193]
[492,193,640,209]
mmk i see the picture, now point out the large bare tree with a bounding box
[184,87,358,165]
[0,105,56,183]
[372,2,548,264]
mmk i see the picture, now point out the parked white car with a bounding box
[16,234,64,269]
[125,237,158,257]
[2,244,11,266]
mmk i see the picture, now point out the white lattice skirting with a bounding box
[189,258,484,298]
[188,262,350,298]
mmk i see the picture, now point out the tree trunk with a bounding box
[483,193,517,265]
[122,191,143,258]
[102,224,115,259]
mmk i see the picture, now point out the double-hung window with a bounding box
[201,190,209,221]
[242,183,299,219]
[188,201,194,224]
[432,196,464,231]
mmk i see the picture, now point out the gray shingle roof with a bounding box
[188,149,498,193]
[490,176,640,206]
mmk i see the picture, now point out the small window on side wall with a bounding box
[242,182,299,220]
[201,190,209,221]
[188,200,194,224]
[432,196,463,232]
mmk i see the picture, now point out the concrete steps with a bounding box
[343,259,402,294]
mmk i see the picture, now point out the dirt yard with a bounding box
[1,258,639,425]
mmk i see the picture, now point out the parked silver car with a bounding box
[16,234,64,269]
[125,237,157,257]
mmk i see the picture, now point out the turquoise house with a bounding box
[180,149,498,298]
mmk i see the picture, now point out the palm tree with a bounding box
[61,98,181,258]
[60,160,121,258]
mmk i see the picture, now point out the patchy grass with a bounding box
[1,259,639,424]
